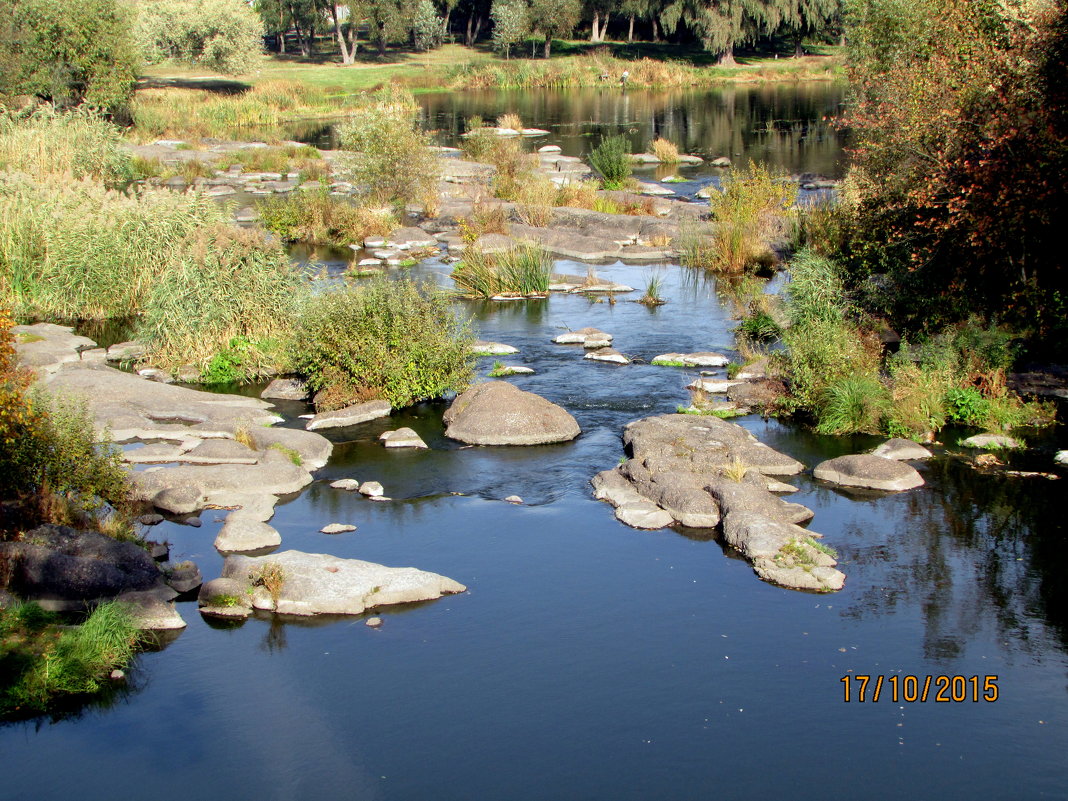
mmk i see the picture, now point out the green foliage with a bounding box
[491,0,530,58]
[0,0,139,114]
[527,0,582,56]
[451,244,553,298]
[258,190,396,246]
[411,0,445,51]
[816,374,889,434]
[288,277,475,410]
[736,310,780,341]
[589,134,632,190]
[336,88,440,211]
[137,225,303,378]
[1,601,140,715]
[136,0,264,74]
[0,106,132,185]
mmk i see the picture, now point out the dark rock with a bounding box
[0,525,164,605]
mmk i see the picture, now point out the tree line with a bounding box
[255,0,844,63]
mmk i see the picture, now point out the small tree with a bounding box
[336,87,441,211]
[491,0,529,59]
[136,0,264,75]
[0,0,139,114]
[528,0,581,57]
[412,0,446,50]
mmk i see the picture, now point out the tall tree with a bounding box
[491,0,529,57]
[529,0,581,56]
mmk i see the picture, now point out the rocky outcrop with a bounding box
[721,512,845,593]
[443,381,580,445]
[0,526,170,611]
[219,551,466,616]
[814,454,925,491]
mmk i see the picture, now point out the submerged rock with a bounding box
[443,381,580,445]
[221,550,467,616]
[814,454,925,491]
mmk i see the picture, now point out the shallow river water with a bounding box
[6,254,1067,800]
[5,86,1068,799]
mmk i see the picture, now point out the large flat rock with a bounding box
[814,454,924,491]
[221,550,466,616]
[444,381,580,445]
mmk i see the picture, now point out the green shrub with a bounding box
[816,375,889,435]
[135,0,264,75]
[0,0,139,114]
[288,277,475,410]
[588,134,632,190]
[336,88,440,211]
[0,107,132,185]
[137,225,304,378]
[259,190,396,246]
[1,601,140,714]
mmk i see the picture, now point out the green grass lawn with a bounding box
[138,41,844,96]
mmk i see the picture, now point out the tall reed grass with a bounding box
[0,106,132,185]
[451,244,553,297]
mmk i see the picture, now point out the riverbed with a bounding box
[4,86,1067,800]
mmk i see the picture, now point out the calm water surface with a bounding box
[6,92,1067,799]
[297,84,847,181]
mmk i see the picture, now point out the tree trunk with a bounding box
[591,10,600,42]
[628,15,634,43]
[717,45,736,67]
[544,35,551,58]
[330,4,354,64]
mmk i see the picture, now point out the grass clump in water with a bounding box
[0,601,140,716]
[650,137,680,164]
[589,134,632,190]
[288,277,474,410]
[451,244,553,298]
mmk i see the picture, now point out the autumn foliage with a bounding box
[833,0,1068,351]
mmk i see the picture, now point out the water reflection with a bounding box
[293,84,847,179]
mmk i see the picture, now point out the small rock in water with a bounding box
[359,481,385,497]
[504,495,524,504]
[320,523,357,534]
[330,479,361,491]
[365,616,383,628]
